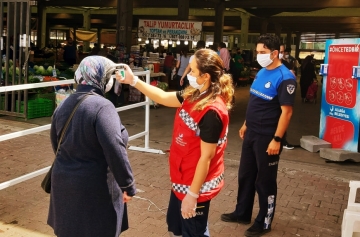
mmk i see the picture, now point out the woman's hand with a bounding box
[123,191,132,203]
[181,193,197,219]
[180,78,184,86]
[115,64,135,85]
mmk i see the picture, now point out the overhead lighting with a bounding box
[184,40,188,45]
[145,39,149,44]
[169,39,173,44]
[138,38,141,42]
[176,40,180,45]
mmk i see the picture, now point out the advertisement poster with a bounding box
[138,19,202,41]
[319,38,360,152]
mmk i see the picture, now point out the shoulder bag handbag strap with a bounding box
[54,93,90,155]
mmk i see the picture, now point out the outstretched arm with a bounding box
[115,64,182,108]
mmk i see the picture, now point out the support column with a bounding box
[295,32,301,60]
[97,28,102,44]
[40,7,47,48]
[260,19,268,35]
[116,0,133,53]
[116,0,126,47]
[178,0,189,21]
[214,1,224,44]
[275,24,282,38]
[240,12,250,49]
[83,10,91,52]
[286,32,292,49]
[36,2,44,47]
[126,0,133,53]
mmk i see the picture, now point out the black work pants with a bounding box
[235,129,282,229]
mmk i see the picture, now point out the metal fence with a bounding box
[0,0,33,119]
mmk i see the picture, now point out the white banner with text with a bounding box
[138,19,202,41]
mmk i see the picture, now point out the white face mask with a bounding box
[187,74,205,90]
[279,53,284,60]
[105,77,114,93]
[257,52,274,68]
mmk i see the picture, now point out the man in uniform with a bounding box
[221,34,296,237]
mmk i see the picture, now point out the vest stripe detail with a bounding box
[179,109,198,131]
[172,173,224,194]
[250,88,273,100]
[217,133,227,146]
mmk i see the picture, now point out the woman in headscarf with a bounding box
[116,49,234,237]
[47,56,136,237]
[300,55,317,102]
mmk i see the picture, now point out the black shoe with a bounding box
[244,224,271,237]
[220,212,251,224]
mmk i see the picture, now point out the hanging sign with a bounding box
[138,19,202,41]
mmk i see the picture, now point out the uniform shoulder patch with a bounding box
[287,84,295,94]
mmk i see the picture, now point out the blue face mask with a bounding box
[187,74,205,90]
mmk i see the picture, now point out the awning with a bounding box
[70,30,97,42]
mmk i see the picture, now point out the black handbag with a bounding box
[41,94,90,193]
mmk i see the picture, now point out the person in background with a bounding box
[48,56,136,237]
[284,48,297,75]
[98,45,109,57]
[279,44,297,150]
[114,43,127,63]
[221,34,296,237]
[232,48,245,85]
[116,49,234,237]
[300,55,317,102]
[180,40,206,82]
[90,43,100,56]
[63,37,79,67]
[176,47,190,90]
[218,42,231,72]
[163,52,175,82]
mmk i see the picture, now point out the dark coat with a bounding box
[48,85,136,237]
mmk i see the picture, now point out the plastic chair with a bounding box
[342,181,360,237]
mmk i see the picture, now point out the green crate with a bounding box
[0,96,4,110]
[16,98,54,119]
[29,93,56,109]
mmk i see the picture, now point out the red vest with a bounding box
[169,96,229,202]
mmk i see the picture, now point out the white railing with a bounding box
[0,70,164,191]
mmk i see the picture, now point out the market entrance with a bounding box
[0,0,33,119]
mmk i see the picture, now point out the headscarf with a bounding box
[74,56,116,94]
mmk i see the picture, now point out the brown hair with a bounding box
[182,49,234,111]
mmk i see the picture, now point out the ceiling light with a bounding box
[145,39,149,44]
[169,39,173,44]
[184,40,188,45]
[176,40,180,45]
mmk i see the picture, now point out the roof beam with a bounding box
[274,8,360,17]
[225,0,360,8]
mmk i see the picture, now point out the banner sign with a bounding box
[319,38,360,152]
[138,19,202,41]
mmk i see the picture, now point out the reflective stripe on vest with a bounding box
[179,108,228,146]
[172,173,224,194]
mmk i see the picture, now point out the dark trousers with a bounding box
[167,192,210,237]
[235,129,281,229]
[176,75,188,91]
[300,79,312,99]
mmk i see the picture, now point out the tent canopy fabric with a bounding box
[70,30,97,42]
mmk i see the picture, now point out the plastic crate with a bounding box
[29,93,56,109]
[16,98,54,119]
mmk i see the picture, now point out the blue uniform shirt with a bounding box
[246,64,296,135]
